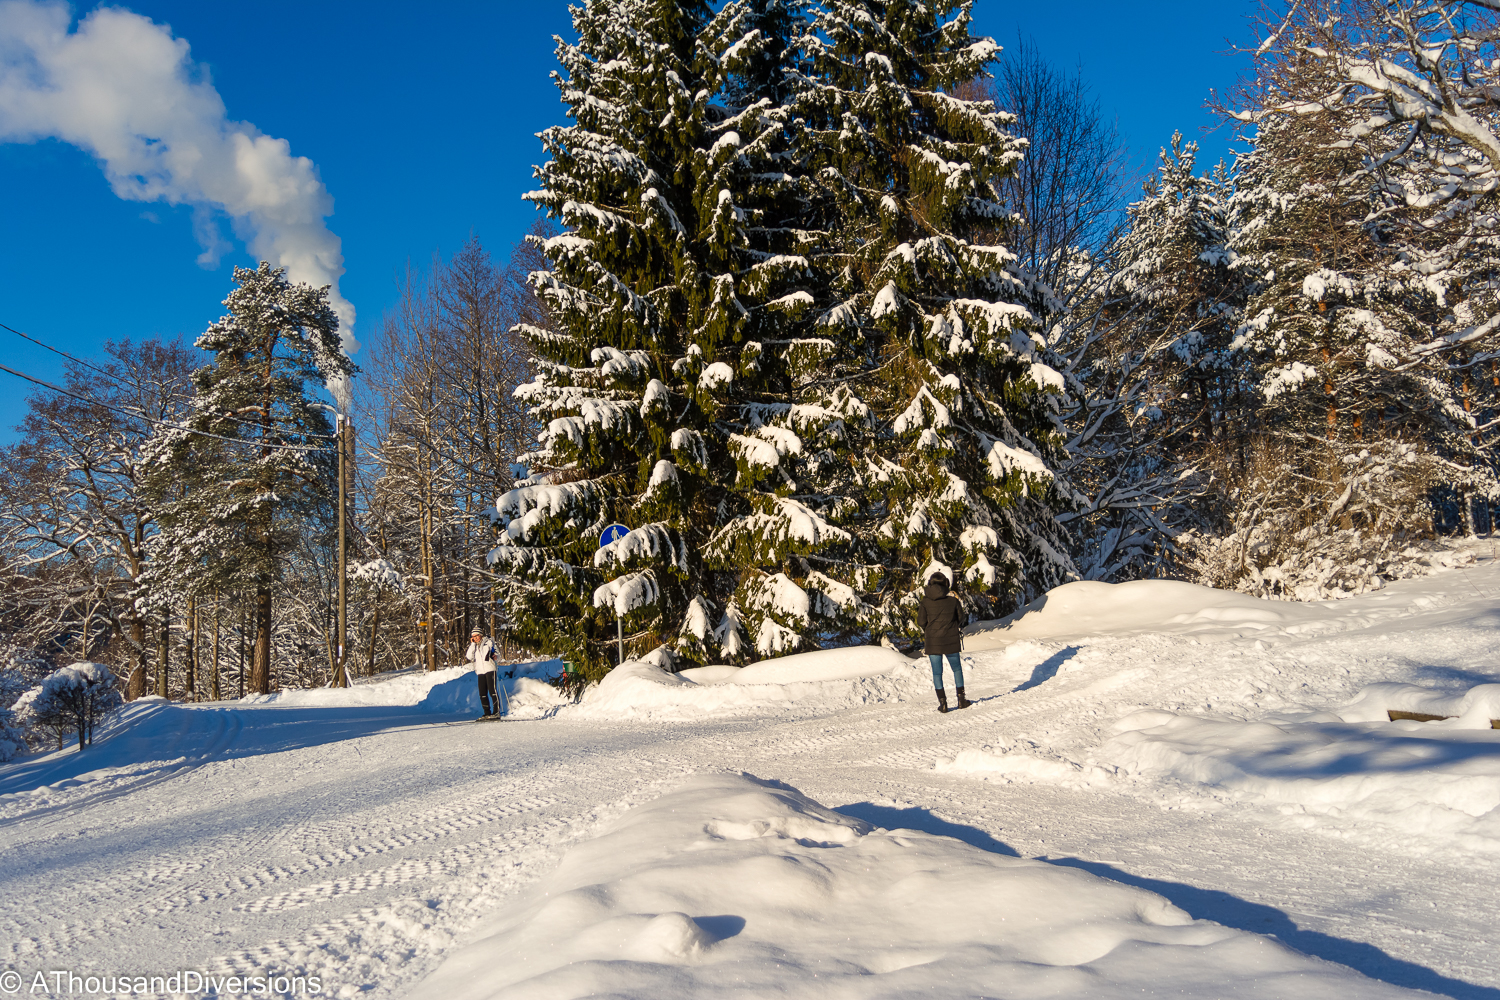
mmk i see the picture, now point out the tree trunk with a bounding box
[367,602,380,679]
[127,617,147,700]
[424,496,437,672]
[185,595,198,701]
[238,606,246,699]
[250,587,272,694]
[211,589,221,701]
[126,522,148,699]
[156,614,170,698]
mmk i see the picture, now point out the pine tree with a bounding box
[139,263,352,694]
[494,0,851,672]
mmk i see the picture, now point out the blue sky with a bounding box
[0,1,1255,443]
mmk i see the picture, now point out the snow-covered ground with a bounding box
[4,546,1500,998]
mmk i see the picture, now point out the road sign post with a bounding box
[599,523,630,666]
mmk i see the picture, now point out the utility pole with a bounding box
[333,412,349,687]
[318,403,352,688]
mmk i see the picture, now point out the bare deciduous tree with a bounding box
[0,339,196,698]
[357,230,544,673]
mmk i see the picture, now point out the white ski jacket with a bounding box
[465,637,497,675]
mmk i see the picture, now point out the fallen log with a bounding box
[1388,709,1500,729]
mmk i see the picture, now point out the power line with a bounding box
[0,319,341,440]
[0,319,124,385]
[0,361,334,455]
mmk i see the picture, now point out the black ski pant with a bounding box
[476,670,499,715]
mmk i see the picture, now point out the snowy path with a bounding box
[4,560,1500,997]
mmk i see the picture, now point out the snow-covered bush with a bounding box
[0,707,25,761]
[13,662,123,752]
[1177,437,1445,600]
[0,645,52,760]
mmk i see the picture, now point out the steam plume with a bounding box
[0,0,359,372]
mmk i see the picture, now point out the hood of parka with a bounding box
[924,577,950,600]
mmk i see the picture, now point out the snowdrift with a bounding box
[964,579,1334,650]
[1102,684,1500,852]
[571,647,925,720]
[243,661,569,718]
[412,773,1422,999]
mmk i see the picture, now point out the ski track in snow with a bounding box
[4,556,1500,997]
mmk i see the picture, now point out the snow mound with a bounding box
[411,773,1421,999]
[244,660,567,717]
[1103,693,1500,851]
[691,645,911,685]
[965,579,1327,650]
[572,648,922,720]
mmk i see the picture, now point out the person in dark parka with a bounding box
[918,573,969,712]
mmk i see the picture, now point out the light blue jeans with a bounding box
[929,653,964,690]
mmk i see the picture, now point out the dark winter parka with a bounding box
[918,575,964,655]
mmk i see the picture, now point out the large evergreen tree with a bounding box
[492,0,836,672]
[782,0,1077,625]
[1177,113,1468,596]
[496,0,1076,673]
[139,264,352,694]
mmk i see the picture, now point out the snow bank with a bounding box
[572,647,924,720]
[244,660,568,717]
[1338,681,1500,727]
[692,645,911,685]
[412,773,1420,999]
[965,579,1323,650]
[1103,693,1500,851]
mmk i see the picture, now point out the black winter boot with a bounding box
[955,686,970,710]
[935,688,949,713]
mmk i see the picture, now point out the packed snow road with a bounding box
[3,551,1500,997]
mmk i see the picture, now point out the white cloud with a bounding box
[0,0,358,354]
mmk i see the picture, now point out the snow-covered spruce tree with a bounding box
[1055,136,1247,581]
[497,1,1076,672]
[494,0,849,672]
[138,264,351,694]
[783,0,1077,630]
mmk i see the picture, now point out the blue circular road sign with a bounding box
[600,523,630,547]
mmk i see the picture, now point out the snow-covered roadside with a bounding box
[572,647,925,720]
[243,660,570,718]
[922,550,1500,859]
[1101,705,1500,852]
[5,547,1500,998]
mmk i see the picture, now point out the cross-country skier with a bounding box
[918,573,969,713]
[466,628,505,719]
